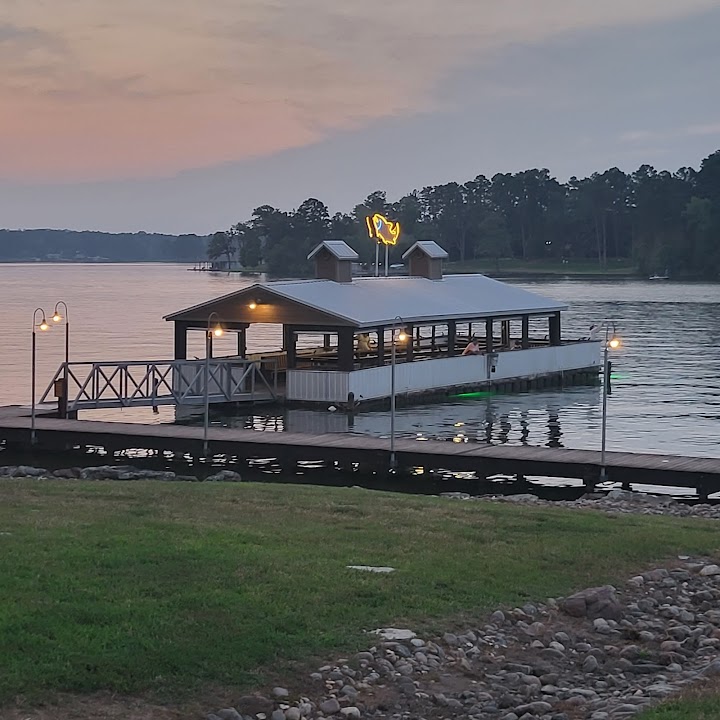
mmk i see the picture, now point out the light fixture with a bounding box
[38,318,50,331]
[52,311,63,323]
[397,328,408,342]
[213,326,223,337]
[609,337,620,350]
[248,301,258,310]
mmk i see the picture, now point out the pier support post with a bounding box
[237,327,247,358]
[447,321,456,357]
[521,316,530,350]
[485,318,494,353]
[376,327,385,367]
[549,313,561,346]
[174,322,188,360]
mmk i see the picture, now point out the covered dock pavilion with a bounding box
[165,241,601,405]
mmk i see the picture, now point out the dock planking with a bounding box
[1,408,720,496]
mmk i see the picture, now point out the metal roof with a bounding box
[306,240,359,261]
[166,274,567,328]
[402,241,449,260]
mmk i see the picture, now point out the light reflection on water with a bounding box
[1,264,719,460]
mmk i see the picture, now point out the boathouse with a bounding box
[165,241,601,405]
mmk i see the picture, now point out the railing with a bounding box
[39,359,279,412]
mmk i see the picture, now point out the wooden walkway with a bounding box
[1,406,720,495]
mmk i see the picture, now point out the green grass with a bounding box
[639,681,720,718]
[0,480,718,706]
[445,257,638,276]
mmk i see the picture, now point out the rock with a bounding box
[490,610,506,624]
[560,585,622,620]
[272,687,289,698]
[216,709,243,720]
[206,469,243,482]
[14,465,47,477]
[319,698,340,715]
[340,709,360,719]
[583,655,600,672]
[271,711,285,720]
[700,564,720,577]
[284,709,301,720]
[235,696,274,717]
[52,467,82,478]
[372,628,416,641]
[505,494,540,503]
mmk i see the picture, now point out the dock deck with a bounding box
[1,407,719,496]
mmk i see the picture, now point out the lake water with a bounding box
[1,263,719,460]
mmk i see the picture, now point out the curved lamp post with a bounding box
[599,321,621,483]
[390,316,408,469]
[31,308,51,445]
[52,301,70,417]
[203,312,224,457]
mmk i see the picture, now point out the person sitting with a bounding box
[462,338,481,356]
[356,333,372,355]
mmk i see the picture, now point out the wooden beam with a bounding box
[549,312,561,346]
[173,322,188,360]
[485,318,494,353]
[376,327,385,367]
[521,316,530,350]
[337,327,354,371]
[447,321,456,356]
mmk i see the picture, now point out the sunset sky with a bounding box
[1,0,720,233]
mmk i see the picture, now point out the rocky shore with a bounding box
[0,464,242,483]
[207,556,720,720]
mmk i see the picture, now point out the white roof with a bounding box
[306,240,359,261]
[166,274,567,328]
[402,241,449,260]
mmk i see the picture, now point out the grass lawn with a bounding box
[445,257,638,276]
[639,680,720,719]
[0,480,718,708]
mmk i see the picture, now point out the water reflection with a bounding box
[186,387,602,453]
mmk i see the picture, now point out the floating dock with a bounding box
[1,408,719,498]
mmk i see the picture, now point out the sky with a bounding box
[1,0,720,234]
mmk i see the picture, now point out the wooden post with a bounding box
[284,326,297,369]
[174,322,188,360]
[522,315,530,350]
[501,320,510,348]
[485,318,494,353]
[447,321,456,357]
[549,312,561,346]
[237,328,247,358]
[406,324,414,363]
[323,334,331,350]
[431,325,436,352]
[338,327,354,371]
[376,327,385,367]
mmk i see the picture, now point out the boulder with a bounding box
[206,470,243,482]
[560,585,623,620]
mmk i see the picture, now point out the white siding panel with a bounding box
[287,343,601,403]
[287,370,349,403]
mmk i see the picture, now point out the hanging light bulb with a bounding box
[248,301,258,310]
[213,325,224,338]
[38,318,50,331]
[52,311,63,323]
[397,328,408,342]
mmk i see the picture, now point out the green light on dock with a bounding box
[610,373,627,380]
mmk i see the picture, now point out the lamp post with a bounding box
[52,301,70,417]
[390,316,407,470]
[203,312,224,457]
[599,321,621,483]
[31,308,51,445]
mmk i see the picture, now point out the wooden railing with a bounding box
[39,359,279,412]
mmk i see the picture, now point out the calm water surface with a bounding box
[0,264,718,459]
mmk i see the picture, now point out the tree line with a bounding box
[210,149,720,279]
[0,230,208,262]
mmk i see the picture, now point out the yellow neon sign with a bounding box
[366,213,401,246]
